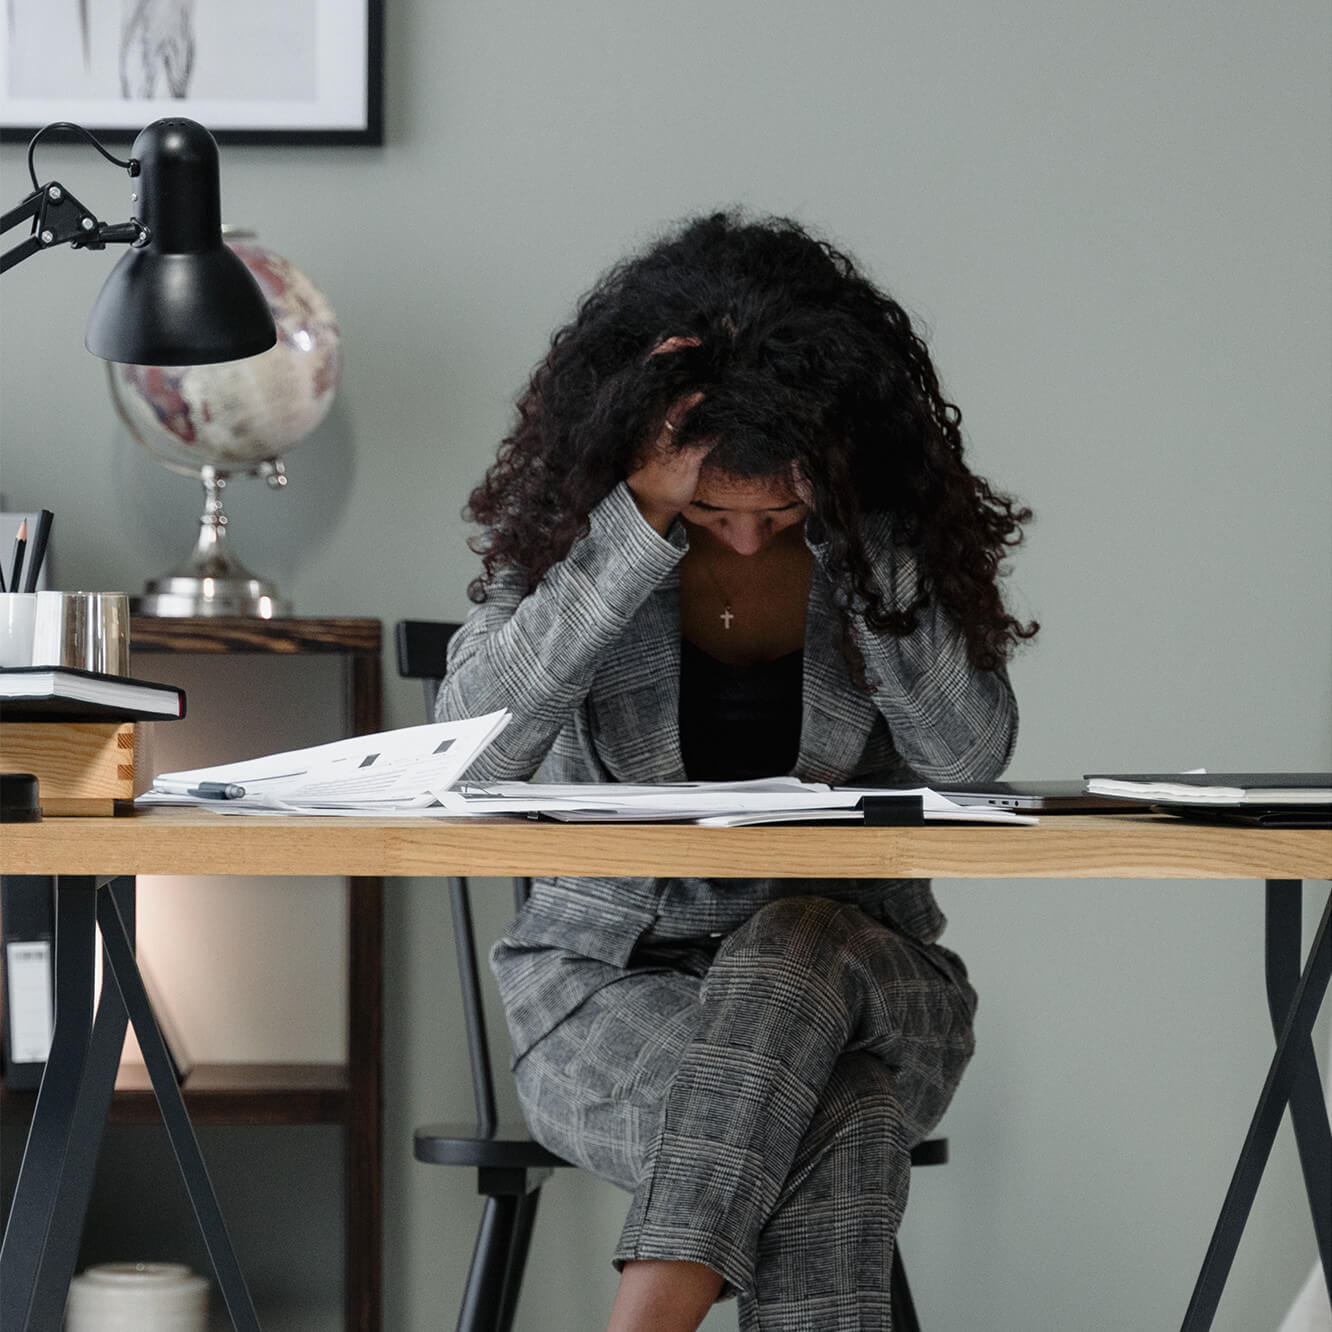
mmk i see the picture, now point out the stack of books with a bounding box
[0,666,185,816]
[1084,772,1332,827]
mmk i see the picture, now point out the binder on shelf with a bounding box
[1,875,55,1091]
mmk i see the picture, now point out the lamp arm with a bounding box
[1,180,148,275]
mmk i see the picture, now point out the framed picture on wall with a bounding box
[0,0,384,145]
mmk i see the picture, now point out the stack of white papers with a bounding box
[141,711,513,812]
[436,781,1030,824]
[140,712,1035,824]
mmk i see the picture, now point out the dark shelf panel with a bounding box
[2,1062,348,1127]
[130,616,382,657]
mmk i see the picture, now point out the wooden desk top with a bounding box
[2,808,1328,880]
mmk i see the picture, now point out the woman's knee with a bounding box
[699,896,876,1016]
[818,1051,903,1143]
[716,894,866,968]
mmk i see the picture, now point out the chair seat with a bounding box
[413,1121,573,1170]
[415,1120,946,1171]
[910,1137,948,1167]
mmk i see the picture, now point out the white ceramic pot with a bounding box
[65,1262,208,1331]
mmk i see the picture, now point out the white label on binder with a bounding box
[6,940,54,1062]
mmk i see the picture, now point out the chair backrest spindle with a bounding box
[447,874,499,1137]
[396,620,505,1136]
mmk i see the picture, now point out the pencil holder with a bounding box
[0,592,38,666]
[31,591,130,676]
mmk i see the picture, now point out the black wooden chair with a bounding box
[396,618,945,1332]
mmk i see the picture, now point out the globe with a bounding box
[110,240,341,472]
[109,239,341,616]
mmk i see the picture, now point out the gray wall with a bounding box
[2,2,1329,1329]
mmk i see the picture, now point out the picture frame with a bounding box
[0,0,384,146]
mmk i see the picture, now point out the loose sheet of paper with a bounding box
[698,790,1036,826]
[432,776,848,820]
[140,711,511,810]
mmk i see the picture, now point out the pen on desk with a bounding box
[22,510,53,592]
[188,782,247,800]
[8,519,26,594]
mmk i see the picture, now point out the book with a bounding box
[1084,772,1332,806]
[0,666,185,722]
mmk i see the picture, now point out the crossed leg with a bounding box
[513,896,976,1331]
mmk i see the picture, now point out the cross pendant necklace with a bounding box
[701,557,735,630]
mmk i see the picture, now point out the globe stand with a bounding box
[135,463,291,617]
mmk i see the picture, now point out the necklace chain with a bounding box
[699,557,735,630]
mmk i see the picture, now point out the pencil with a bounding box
[22,509,53,592]
[8,519,26,595]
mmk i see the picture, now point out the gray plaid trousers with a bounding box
[502,895,977,1330]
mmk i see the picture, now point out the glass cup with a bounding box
[31,591,131,676]
[0,592,38,667]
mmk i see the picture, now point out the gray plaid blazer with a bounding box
[437,481,1017,1060]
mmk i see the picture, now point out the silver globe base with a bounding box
[134,572,289,619]
[134,464,291,619]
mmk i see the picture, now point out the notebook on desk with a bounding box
[932,779,1150,813]
[1082,772,1332,827]
[1084,773,1332,804]
[1150,804,1332,828]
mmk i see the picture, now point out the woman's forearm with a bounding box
[856,609,1019,783]
[437,482,684,778]
[829,527,1019,783]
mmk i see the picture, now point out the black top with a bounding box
[678,639,804,781]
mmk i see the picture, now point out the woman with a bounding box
[437,211,1036,1331]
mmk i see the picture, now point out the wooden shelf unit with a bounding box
[3,1062,349,1127]
[0,616,385,1330]
[134,615,383,1332]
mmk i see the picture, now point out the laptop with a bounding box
[932,779,1152,813]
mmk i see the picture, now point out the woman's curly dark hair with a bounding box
[467,211,1037,672]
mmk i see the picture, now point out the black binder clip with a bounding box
[860,795,925,826]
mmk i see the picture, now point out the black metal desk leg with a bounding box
[19,878,137,1330]
[95,884,262,1332]
[0,876,101,1332]
[1265,881,1332,1293]
[1180,883,1332,1331]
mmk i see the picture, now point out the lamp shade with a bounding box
[84,119,277,365]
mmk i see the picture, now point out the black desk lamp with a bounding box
[1,117,276,365]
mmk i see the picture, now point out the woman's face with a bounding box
[681,470,809,556]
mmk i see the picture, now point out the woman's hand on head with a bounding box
[626,338,708,535]
[626,392,709,535]
[788,462,814,510]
